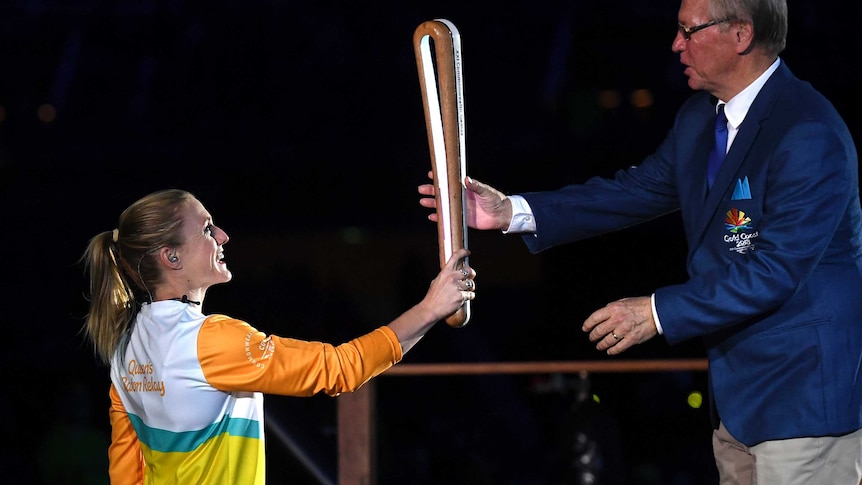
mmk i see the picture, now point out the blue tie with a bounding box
[707,104,728,188]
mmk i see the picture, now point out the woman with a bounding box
[83,189,475,484]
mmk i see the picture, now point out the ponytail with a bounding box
[82,231,138,364]
[82,189,194,364]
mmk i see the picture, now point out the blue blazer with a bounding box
[520,61,862,446]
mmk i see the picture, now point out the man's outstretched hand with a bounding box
[418,173,513,231]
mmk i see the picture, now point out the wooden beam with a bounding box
[384,358,708,376]
[337,381,376,485]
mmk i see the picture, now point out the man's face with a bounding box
[672,0,741,98]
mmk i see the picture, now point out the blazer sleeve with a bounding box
[520,125,682,254]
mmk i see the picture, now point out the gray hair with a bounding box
[711,0,787,57]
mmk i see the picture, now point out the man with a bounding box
[418,0,862,483]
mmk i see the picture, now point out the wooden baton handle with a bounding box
[413,19,471,327]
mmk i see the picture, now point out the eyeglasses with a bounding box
[677,18,732,41]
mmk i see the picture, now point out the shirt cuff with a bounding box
[651,293,664,335]
[503,195,537,234]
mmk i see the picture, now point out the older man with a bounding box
[419,0,862,482]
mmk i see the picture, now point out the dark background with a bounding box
[1,0,859,483]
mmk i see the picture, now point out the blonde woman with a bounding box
[83,189,475,484]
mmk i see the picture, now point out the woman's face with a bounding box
[176,198,232,290]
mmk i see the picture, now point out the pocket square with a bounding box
[732,176,752,200]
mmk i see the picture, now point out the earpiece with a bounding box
[168,253,179,263]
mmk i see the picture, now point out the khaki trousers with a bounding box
[713,422,862,485]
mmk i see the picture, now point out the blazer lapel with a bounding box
[690,120,762,254]
[688,62,791,249]
[701,120,761,218]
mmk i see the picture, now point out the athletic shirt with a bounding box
[107,300,402,484]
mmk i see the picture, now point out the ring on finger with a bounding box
[612,332,621,340]
[464,279,474,290]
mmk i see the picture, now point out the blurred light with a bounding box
[687,391,703,409]
[592,393,600,404]
[38,103,57,123]
[597,89,621,110]
[341,226,366,245]
[630,88,654,109]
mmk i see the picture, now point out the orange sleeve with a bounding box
[108,385,145,485]
[197,315,403,396]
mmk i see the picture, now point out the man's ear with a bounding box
[735,21,755,54]
[159,247,182,268]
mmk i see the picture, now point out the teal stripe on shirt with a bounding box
[128,414,261,453]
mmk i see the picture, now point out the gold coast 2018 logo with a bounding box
[725,208,751,233]
[724,208,759,254]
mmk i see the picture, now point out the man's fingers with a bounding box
[582,306,609,332]
[418,184,436,196]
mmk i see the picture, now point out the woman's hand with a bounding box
[388,247,476,355]
[420,248,476,321]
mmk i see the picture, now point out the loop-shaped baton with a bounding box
[414,19,471,328]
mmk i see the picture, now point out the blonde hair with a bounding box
[82,189,195,363]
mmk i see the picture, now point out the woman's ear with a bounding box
[160,247,182,268]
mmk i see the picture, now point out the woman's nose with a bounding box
[216,226,229,245]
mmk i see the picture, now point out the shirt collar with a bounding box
[719,58,781,129]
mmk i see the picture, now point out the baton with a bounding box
[413,19,471,328]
